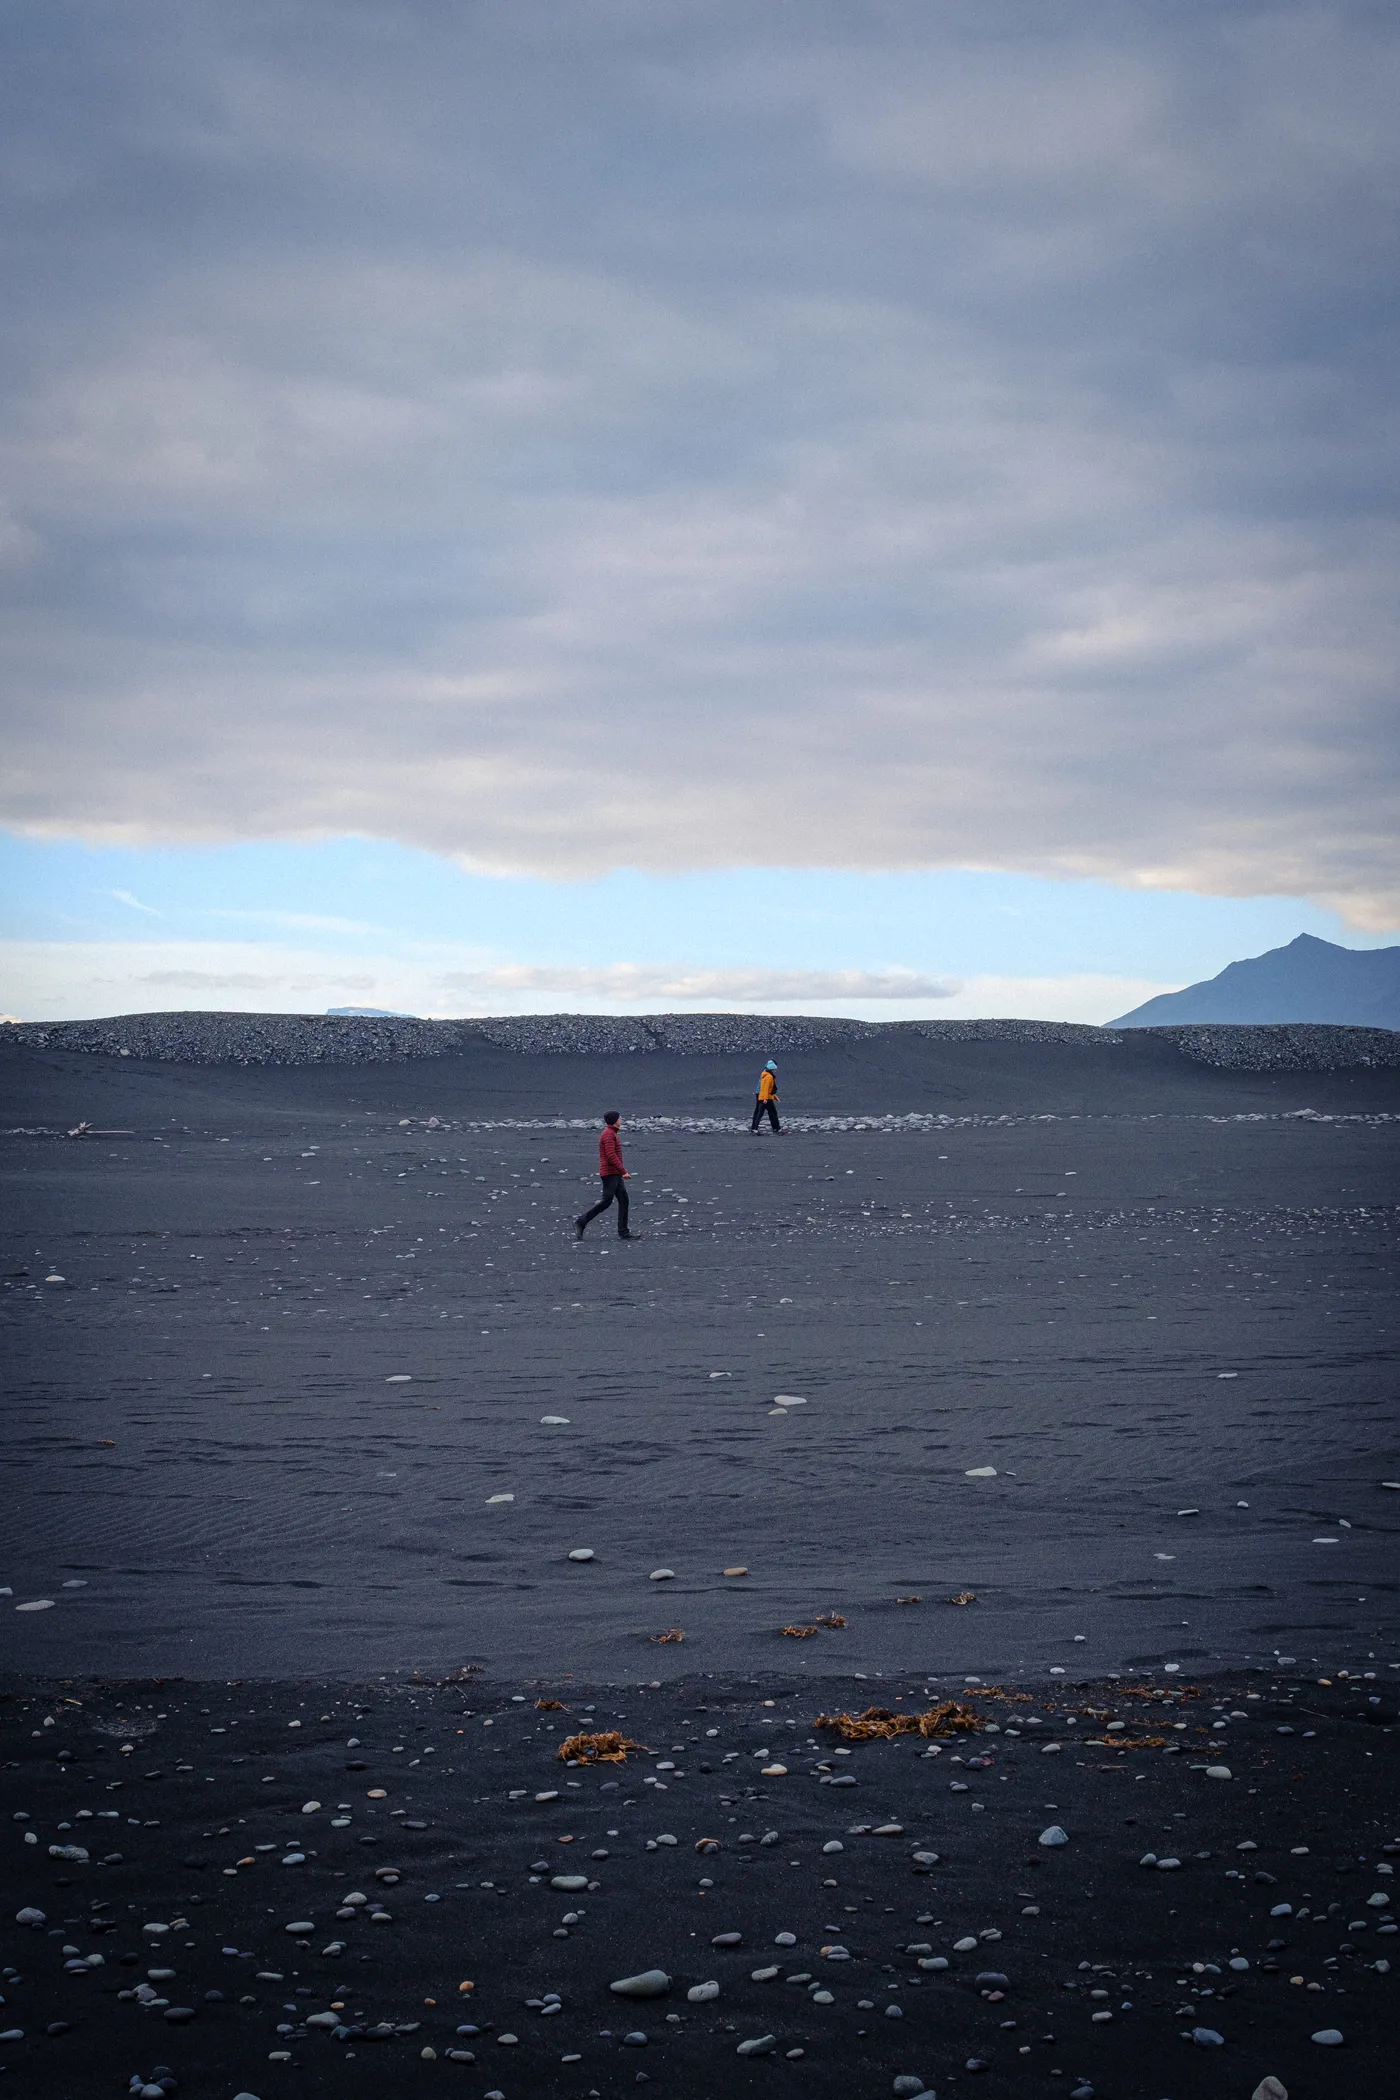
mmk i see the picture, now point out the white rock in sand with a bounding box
[568,1549,594,1562]
[486,1494,515,1504]
[541,1415,570,1425]
[773,1395,807,1406]
[385,1374,412,1383]
[965,1466,996,1478]
[1039,1826,1069,1846]
[649,1569,675,1581]
[687,1980,720,2002]
[16,1600,55,1612]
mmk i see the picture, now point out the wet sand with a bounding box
[2,1038,1397,1683]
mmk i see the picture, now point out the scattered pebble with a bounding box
[610,1971,671,1998]
[567,1549,594,1562]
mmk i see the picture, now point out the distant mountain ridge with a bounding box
[1113,933,1400,1028]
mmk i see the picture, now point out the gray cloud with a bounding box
[434,965,961,1003]
[2,0,1398,922]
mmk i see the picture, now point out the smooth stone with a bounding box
[568,1549,594,1562]
[687,1981,720,2003]
[1310,2030,1344,2046]
[822,1841,844,1854]
[1039,1827,1069,1846]
[1251,2082,1288,2100]
[893,2082,928,2097]
[737,2036,776,2057]
[385,1375,412,1383]
[964,1466,996,1478]
[1191,2026,1225,2046]
[541,1416,570,1425]
[552,1875,589,1891]
[16,1600,55,1612]
[649,1569,675,1581]
[953,1937,979,1953]
[15,1908,45,1926]
[486,1494,514,1504]
[284,1921,315,1935]
[774,1933,797,1946]
[723,1567,748,1577]
[610,1971,671,1998]
[1205,1765,1232,1780]
[911,1850,939,1866]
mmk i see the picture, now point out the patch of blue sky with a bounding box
[0,829,1387,983]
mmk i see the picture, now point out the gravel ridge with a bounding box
[3,1009,1398,1070]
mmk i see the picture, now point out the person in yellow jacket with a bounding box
[750,1059,783,1134]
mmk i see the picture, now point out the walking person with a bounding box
[751,1059,783,1134]
[575,1111,640,1239]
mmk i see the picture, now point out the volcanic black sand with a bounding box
[2,1027,1398,2096]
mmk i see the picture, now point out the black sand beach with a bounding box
[3,1021,1398,2095]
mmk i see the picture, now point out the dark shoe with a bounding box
[574,1218,586,1239]
[619,1231,642,1241]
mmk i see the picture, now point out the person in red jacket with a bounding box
[575,1111,640,1239]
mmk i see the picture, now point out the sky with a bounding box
[2,0,1397,1021]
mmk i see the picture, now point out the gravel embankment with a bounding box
[3,1010,1398,1071]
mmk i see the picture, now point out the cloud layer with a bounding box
[3,0,1398,921]
[0,939,1170,1027]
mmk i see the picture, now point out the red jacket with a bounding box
[598,1124,625,1177]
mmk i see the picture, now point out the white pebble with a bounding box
[385,1375,412,1383]
[540,1416,570,1425]
[568,1549,594,1562]
[964,1466,997,1478]
[486,1494,515,1504]
[649,1569,675,1581]
[1039,1826,1069,1847]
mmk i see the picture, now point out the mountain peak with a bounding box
[1113,935,1400,1028]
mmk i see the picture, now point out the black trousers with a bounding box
[579,1173,630,1234]
[751,1097,781,1131]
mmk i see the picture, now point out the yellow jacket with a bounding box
[757,1069,778,1102]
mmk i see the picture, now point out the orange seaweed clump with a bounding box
[557,1729,643,1765]
[535,1698,566,1711]
[782,1624,821,1639]
[816,1701,984,1741]
[651,1628,685,1644]
[815,1612,846,1628]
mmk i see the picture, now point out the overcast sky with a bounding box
[2,0,1397,1017]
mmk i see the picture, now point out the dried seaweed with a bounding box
[651,1628,685,1644]
[557,1729,644,1764]
[535,1698,566,1711]
[781,1624,821,1638]
[1086,1734,1168,1749]
[815,1701,984,1741]
[948,1590,977,1605]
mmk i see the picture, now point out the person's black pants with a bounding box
[578,1173,630,1234]
[751,1098,781,1132]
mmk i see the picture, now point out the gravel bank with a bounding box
[4,1011,1398,1071]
